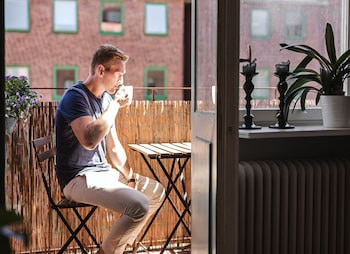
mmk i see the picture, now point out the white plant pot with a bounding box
[321,95,350,128]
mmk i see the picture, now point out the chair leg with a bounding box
[55,208,88,254]
[54,206,99,254]
[72,206,100,246]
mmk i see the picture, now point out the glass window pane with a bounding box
[5,66,30,79]
[240,0,346,110]
[5,0,29,31]
[53,0,78,33]
[100,1,123,34]
[145,3,168,35]
[251,9,270,39]
[144,67,168,100]
[194,0,217,112]
[53,66,78,100]
[285,9,305,40]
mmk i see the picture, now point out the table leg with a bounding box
[136,153,191,252]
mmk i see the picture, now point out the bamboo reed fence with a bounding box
[5,100,191,253]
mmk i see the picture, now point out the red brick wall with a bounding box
[5,0,185,101]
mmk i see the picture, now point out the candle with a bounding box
[243,62,256,74]
[248,44,252,63]
[275,60,290,75]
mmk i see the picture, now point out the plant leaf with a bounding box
[280,43,332,71]
[325,23,337,64]
[0,209,23,227]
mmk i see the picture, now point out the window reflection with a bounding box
[240,0,345,109]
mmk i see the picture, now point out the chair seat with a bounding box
[55,198,96,209]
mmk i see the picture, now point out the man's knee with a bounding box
[127,195,149,220]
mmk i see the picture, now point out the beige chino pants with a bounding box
[63,169,165,254]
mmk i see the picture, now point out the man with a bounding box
[55,44,165,254]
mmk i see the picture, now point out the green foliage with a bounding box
[0,208,29,252]
[5,75,42,121]
[280,23,350,115]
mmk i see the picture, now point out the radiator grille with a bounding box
[238,158,350,254]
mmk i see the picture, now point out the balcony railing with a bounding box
[6,100,191,253]
[30,85,317,109]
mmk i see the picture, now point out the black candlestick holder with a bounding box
[240,61,261,129]
[270,61,294,129]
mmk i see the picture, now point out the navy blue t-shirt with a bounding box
[55,81,113,189]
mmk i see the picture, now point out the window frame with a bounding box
[5,0,30,32]
[144,2,168,36]
[100,0,124,35]
[52,0,78,34]
[52,65,78,101]
[144,66,168,100]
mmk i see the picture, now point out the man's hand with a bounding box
[114,87,131,108]
[127,181,136,189]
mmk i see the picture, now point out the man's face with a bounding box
[101,60,126,94]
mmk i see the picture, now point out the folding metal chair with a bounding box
[32,135,100,254]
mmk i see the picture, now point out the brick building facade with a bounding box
[5,0,189,101]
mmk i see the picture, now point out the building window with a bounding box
[5,65,30,79]
[53,66,78,100]
[251,8,270,39]
[5,0,30,32]
[53,0,78,33]
[284,9,306,40]
[100,0,123,35]
[144,66,168,100]
[145,2,168,36]
[252,68,271,100]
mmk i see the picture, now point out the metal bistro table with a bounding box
[128,142,191,253]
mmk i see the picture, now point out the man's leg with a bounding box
[128,173,166,244]
[63,170,165,254]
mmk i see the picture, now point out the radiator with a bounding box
[238,158,350,254]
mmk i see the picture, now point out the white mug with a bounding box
[122,85,133,105]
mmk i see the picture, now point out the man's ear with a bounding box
[97,64,105,76]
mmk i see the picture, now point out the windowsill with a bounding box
[239,107,323,128]
[239,125,350,139]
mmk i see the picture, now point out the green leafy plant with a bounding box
[280,23,350,115]
[0,208,29,253]
[5,75,42,121]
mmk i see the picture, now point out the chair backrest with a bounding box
[32,135,58,205]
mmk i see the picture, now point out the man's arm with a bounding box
[70,88,130,150]
[105,125,134,182]
[70,100,120,150]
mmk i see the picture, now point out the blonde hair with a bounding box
[90,44,129,74]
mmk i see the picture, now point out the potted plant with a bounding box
[5,75,42,135]
[280,23,350,128]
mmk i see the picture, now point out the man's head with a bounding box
[90,44,129,75]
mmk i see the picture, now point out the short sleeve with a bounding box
[58,89,91,123]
